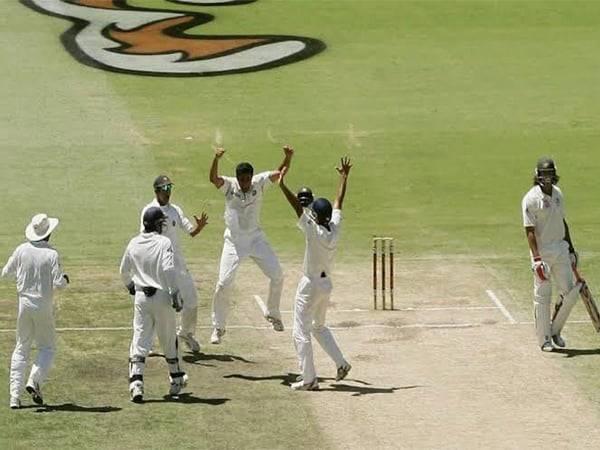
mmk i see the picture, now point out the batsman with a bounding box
[522,156,579,352]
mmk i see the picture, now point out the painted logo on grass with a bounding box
[21,0,325,77]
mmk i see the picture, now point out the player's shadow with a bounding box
[182,352,255,365]
[552,348,600,358]
[142,393,230,405]
[28,403,122,413]
[223,372,406,395]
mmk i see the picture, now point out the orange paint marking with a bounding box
[108,16,268,59]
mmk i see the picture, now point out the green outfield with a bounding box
[2,1,600,448]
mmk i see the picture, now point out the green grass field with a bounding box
[2,1,600,448]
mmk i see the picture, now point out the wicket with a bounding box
[373,237,394,310]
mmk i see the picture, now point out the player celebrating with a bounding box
[208,146,293,344]
[120,207,188,402]
[522,156,578,352]
[277,157,353,390]
[2,213,69,409]
[140,175,208,353]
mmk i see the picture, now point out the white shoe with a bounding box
[178,332,201,353]
[25,382,43,405]
[211,328,226,344]
[169,374,188,396]
[266,315,284,332]
[552,334,566,348]
[336,363,352,381]
[541,341,554,352]
[10,397,21,409]
[130,382,144,403]
[291,378,319,391]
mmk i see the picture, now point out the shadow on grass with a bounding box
[183,353,255,365]
[223,373,411,396]
[553,348,600,358]
[142,393,230,405]
[27,403,122,413]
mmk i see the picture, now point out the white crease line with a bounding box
[517,320,591,325]
[277,306,498,314]
[486,289,517,324]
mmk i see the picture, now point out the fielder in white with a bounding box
[208,146,293,344]
[277,157,353,390]
[140,175,208,353]
[522,157,578,352]
[121,207,188,402]
[2,214,69,409]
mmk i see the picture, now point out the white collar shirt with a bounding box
[219,172,274,238]
[522,184,566,249]
[120,232,176,293]
[1,241,67,302]
[297,209,342,279]
[140,199,194,258]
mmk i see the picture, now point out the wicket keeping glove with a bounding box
[569,250,579,268]
[171,291,183,312]
[532,256,550,281]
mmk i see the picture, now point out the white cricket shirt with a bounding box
[120,232,176,293]
[297,209,342,279]
[219,172,274,238]
[1,241,67,303]
[522,185,566,249]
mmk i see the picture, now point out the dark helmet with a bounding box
[153,175,174,192]
[297,186,314,207]
[534,156,559,186]
[235,162,254,178]
[310,198,332,224]
[143,207,167,234]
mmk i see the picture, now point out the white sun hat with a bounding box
[25,213,59,242]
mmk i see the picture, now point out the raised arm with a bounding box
[277,167,303,218]
[270,145,294,182]
[333,156,352,210]
[209,147,225,189]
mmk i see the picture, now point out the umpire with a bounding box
[120,207,188,402]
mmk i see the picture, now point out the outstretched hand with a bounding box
[283,145,294,157]
[194,212,209,230]
[214,147,225,159]
[336,156,352,177]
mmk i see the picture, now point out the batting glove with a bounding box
[532,256,550,281]
[569,250,579,268]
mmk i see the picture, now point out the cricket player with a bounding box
[140,175,208,353]
[277,157,353,390]
[121,207,188,402]
[2,213,69,409]
[522,156,579,352]
[208,146,293,344]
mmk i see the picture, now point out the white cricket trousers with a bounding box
[212,233,283,329]
[175,265,198,337]
[533,242,576,346]
[129,290,183,385]
[293,275,346,383]
[10,298,55,398]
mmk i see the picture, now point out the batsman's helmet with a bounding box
[143,207,167,234]
[310,198,332,224]
[297,187,314,207]
[153,175,174,192]
[235,162,254,178]
[534,156,559,186]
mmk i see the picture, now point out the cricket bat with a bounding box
[572,264,600,333]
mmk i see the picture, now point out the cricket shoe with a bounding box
[552,334,566,348]
[211,328,226,344]
[178,332,201,353]
[336,363,352,381]
[265,315,284,332]
[291,378,319,391]
[25,382,43,405]
[541,341,554,352]
[9,397,21,409]
[169,374,188,396]
[130,382,144,403]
